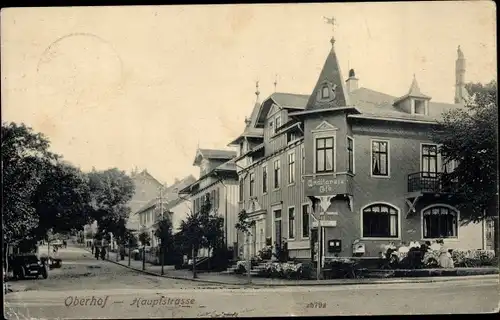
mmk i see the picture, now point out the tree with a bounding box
[235,209,255,236]
[431,80,498,251]
[204,210,225,270]
[31,160,93,241]
[138,230,151,247]
[154,213,173,273]
[87,168,135,237]
[1,122,58,260]
[235,209,255,268]
[178,199,210,278]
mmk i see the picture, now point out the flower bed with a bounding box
[380,242,496,269]
[233,260,312,279]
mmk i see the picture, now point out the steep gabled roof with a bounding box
[255,92,310,126]
[132,169,163,187]
[179,158,237,195]
[193,148,237,166]
[229,101,265,145]
[305,40,350,110]
[269,92,309,109]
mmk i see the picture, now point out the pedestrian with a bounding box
[100,247,106,260]
[95,246,100,260]
[91,244,94,254]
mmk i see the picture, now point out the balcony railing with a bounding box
[407,172,458,194]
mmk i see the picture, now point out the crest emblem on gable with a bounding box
[331,84,337,100]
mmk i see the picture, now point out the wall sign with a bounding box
[305,175,348,196]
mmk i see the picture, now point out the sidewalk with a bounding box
[98,250,499,287]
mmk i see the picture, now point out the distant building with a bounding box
[228,34,488,264]
[126,169,165,232]
[179,148,240,257]
[134,175,196,244]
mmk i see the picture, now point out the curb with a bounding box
[98,252,498,287]
[81,248,243,286]
[104,257,244,286]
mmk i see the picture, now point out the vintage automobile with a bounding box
[40,256,63,269]
[10,254,48,280]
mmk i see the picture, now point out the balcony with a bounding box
[407,172,458,194]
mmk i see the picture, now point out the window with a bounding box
[302,204,310,238]
[423,206,458,239]
[421,144,438,178]
[274,159,281,189]
[239,179,244,201]
[275,116,281,132]
[414,100,426,115]
[315,137,334,173]
[362,203,399,238]
[274,209,282,247]
[215,188,220,209]
[321,85,329,99]
[288,207,295,239]
[301,145,305,175]
[371,140,389,176]
[262,166,268,194]
[347,137,354,174]
[288,152,296,184]
[249,172,255,197]
[287,132,300,144]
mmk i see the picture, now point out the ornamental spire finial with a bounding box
[255,80,260,98]
[323,16,337,45]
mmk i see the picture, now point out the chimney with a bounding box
[455,45,467,104]
[345,69,359,93]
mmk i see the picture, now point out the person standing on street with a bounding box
[95,246,100,260]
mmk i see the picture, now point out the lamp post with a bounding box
[159,185,165,276]
[128,236,131,267]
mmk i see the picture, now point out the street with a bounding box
[3,246,499,318]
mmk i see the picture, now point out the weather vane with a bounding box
[323,16,337,32]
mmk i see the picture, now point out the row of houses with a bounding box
[171,35,495,263]
[95,33,494,264]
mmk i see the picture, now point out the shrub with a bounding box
[257,246,272,260]
[452,249,496,267]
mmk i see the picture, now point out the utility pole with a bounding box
[128,237,131,267]
[246,234,251,284]
[317,217,322,280]
[160,185,165,276]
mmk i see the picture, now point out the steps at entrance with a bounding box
[223,260,271,275]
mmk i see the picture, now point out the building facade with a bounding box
[179,148,240,256]
[230,36,490,263]
[135,175,196,247]
[126,169,165,232]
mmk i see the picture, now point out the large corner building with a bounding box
[228,35,493,263]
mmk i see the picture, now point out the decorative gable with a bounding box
[312,120,339,133]
[268,104,281,118]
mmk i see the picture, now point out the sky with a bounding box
[1,2,496,185]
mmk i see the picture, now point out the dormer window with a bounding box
[414,99,427,115]
[274,116,281,134]
[321,85,330,99]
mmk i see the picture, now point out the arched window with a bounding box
[422,205,458,239]
[362,203,399,238]
[321,85,330,99]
